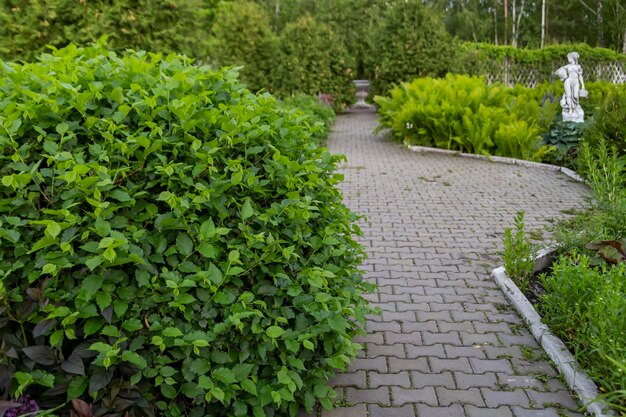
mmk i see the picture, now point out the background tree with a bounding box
[273,15,355,110]
[208,0,277,92]
[369,0,457,95]
[0,0,210,61]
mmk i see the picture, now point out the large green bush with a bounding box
[208,0,278,92]
[368,0,457,96]
[273,16,355,112]
[0,0,209,62]
[0,43,371,417]
[375,74,556,161]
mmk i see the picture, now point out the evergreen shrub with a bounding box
[0,0,209,62]
[273,16,355,112]
[368,0,457,96]
[375,74,555,161]
[208,0,278,92]
[0,43,371,417]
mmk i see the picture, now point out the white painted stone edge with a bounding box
[491,251,615,417]
[407,145,586,183]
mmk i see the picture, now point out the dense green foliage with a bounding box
[273,16,355,112]
[368,0,456,96]
[581,84,626,158]
[279,95,336,145]
[0,43,371,417]
[208,0,277,92]
[0,0,209,61]
[443,0,626,51]
[458,43,626,84]
[375,74,556,161]
[540,256,626,410]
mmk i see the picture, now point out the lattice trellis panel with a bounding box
[478,60,625,87]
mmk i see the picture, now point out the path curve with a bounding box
[317,109,589,417]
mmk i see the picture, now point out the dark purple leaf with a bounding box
[89,369,113,392]
[33,319,57,338]
[61,352,86,375]
[22,345,56,365]
[598,245,624,264]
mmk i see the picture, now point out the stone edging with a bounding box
[490,251,614,417]
[406,145,585,183]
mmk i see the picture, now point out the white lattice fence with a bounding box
[481,60,625,87]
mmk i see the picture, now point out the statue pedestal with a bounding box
[562,110,584,123]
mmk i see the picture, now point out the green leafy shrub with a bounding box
[208,0,278,92]
[375,74,555,161]
[540,255,626,410]
[0,43,371,417]
[502,212,536,291]
[273,16,355,112]
[582,83,626,158]
[279,95,336,145]
[368,0,457,96]
[0,0,210,62]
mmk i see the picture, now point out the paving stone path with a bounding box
[317,109,591,417]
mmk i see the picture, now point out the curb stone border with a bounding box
[407,145,585,183]
[491,249,614,417]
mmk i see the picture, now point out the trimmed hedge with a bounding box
[368,0,457,96]
[208,0,278,92]
[273,16,355,112]
[0,43,371,417]
[0,0,209,62]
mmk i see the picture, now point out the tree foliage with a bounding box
[273,16,355,111]
[208,0,277,92]
[0,0,210,62]
[0,42,371,417]
[369,0,457,96]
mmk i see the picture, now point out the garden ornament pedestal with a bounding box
[353,80,371,108]
[555,52,587,123]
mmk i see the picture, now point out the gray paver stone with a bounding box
[368,404,415,417]
[465,405,514,417]
[346,387,391,405]
[415,404,465,417]
[370,371,411,388]
[435,387,486,406]
[391,386,437,406]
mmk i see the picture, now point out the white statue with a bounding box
[555,52,587,123]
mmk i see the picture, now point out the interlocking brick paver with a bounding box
[391,386,437,406]
[318,109,587,416]
[346,387,391,405]
[415,404,465,417]
[465,405,514,417]
[436,387,486,406]
[368,404,415,417]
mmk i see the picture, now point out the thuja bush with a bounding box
[375,74,555,161]
[0,43,371,417]
[273,16,355,112]
[368,0,457,96]
[0,0,209,62]
[208,0,278,92]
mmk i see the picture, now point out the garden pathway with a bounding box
[312,108,590,417]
